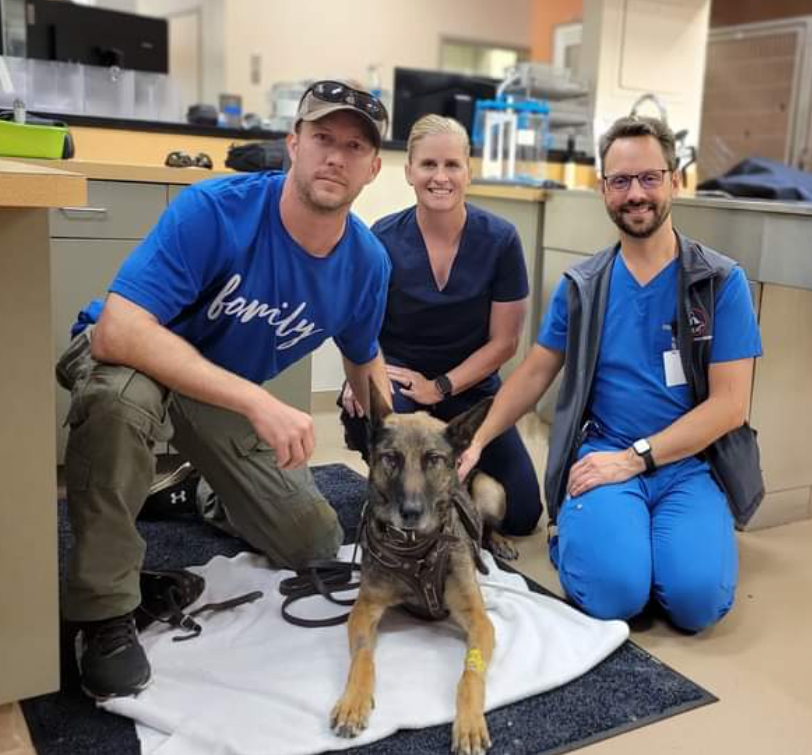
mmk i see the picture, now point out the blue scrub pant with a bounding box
[340,375,542,536]
[549,439,738,632]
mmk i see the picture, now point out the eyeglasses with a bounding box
[300,80,388,123]
[602,169,671,193]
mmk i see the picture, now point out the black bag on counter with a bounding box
[225,140,288,172]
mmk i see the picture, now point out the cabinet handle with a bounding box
[59,206,109,218]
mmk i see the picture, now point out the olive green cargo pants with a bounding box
[56,331,343,622]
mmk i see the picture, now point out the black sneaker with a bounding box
[140,462,200,520]
[76,613,151,699]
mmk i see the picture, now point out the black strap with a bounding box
[278,559,361,628]
[139,587,264,642]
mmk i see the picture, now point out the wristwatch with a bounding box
[434,374,453,400]
[632,438,656,473]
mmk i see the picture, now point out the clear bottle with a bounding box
[563,135,578,189]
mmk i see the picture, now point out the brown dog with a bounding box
[330,383,506,755]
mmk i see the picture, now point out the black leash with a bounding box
[278,556,361,628]
[278,507,367,628]
[138,587,264,642]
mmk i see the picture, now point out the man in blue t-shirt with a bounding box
[458,116,762,633]
[55,81,392,699]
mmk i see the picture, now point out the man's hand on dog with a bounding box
[247,394,314,469]
[567,449,644,497]
[340,381,366,417]
[386,365,443,405]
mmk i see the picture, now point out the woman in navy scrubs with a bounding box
[341,114,542,535]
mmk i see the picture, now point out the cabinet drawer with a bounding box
[49,180,166,240]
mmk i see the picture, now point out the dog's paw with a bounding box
[486,533,518,561]
[452,712,492,754]
[330,693,374,738]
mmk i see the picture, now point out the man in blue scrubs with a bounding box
[459,116,762,632]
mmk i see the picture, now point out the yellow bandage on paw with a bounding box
[466,648,485,674]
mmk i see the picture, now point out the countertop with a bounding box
[468,182,548,203]
[13,158,232,185]
[45,111,409,152]
[0,158,86,207]
[553,188,812,217]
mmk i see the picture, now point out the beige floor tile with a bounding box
[0,704,35,755]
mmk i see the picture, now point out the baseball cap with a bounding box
[294,80,389,148]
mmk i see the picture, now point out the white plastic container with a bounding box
[481,105,517,181]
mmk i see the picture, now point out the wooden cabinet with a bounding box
[0,160,86,706]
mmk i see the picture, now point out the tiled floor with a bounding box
[3,409,810,754]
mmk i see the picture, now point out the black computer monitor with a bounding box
[392,67,499,142]
[25,0,168,73]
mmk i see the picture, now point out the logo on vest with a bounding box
[688,306,709,338]
[207,274,324,350]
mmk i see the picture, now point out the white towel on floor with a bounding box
[101,547,628,755]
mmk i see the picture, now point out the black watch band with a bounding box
[632,438,656,473]
[434,374,453,399]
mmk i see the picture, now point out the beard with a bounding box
[292,170,360,215]
[608,198,672,239]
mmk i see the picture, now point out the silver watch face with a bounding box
[633,438,651,455]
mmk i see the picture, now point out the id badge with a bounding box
[663,349,687,387]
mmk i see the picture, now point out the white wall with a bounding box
[222,0,534,115]
[137,0,226,106]
[581,0,711,161]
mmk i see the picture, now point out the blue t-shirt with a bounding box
[373,204,529,378]
[74,172,391,384]
[537,253,763,446]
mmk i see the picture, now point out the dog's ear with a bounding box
[444,397,493,455]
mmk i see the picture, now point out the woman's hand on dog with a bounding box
[457,441,483,482]
[386,365,442,405]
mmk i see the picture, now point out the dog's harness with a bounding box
[279,489,489,626]
[360,491,489,621]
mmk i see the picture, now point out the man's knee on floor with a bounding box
[560,557,650,621]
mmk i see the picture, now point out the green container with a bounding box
[0,119,70,159]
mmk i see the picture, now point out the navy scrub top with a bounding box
[372,203,529,379]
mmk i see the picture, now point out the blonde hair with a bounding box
[406,115,471,162]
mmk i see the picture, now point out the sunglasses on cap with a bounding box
[299,80,388,123]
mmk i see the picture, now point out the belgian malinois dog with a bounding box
[330,382,506,755]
